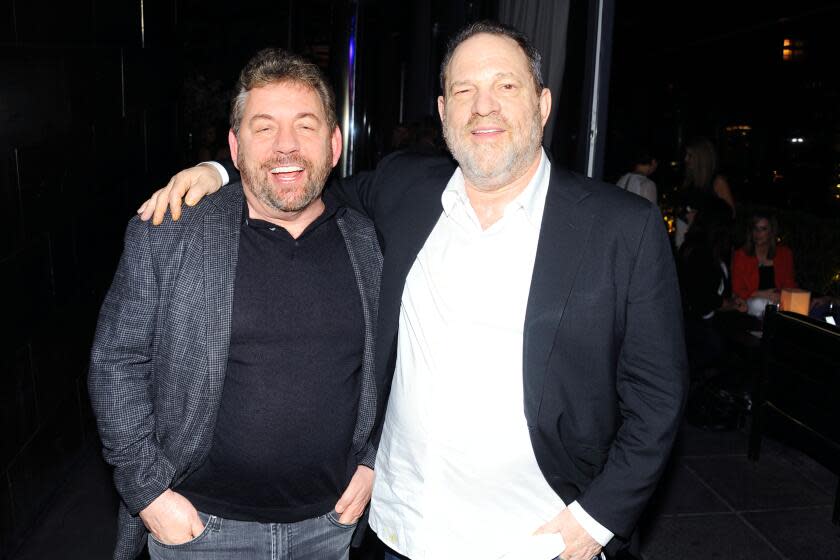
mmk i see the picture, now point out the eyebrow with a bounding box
[249,112,322,123]
[448,72,522,90]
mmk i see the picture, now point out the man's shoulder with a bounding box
[125,182,242,248]
[552,168,652,216]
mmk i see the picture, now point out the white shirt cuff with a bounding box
[567,501,614,547]
[198,161,229,186]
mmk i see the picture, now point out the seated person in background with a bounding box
[732,211,797,303]
[616,148,658,206]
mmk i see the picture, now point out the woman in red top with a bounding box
[732,212,797,302]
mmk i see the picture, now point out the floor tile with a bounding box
[743,506,840,560]
[683,453,833,511]
[673,422,750,458]
[647,462,730,516]
[758,436,838,496]
[641,513,783,560]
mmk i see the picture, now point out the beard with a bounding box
[443,109,543,190]
[238,144,333,213]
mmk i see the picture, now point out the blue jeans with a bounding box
[148,510,356,559]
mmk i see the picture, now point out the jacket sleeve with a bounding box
[731,249,754,300]
[577,204,689,539]
[775,246,798,290]
[88,217,176,515]
[329,153,407,221]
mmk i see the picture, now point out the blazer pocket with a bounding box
[565,442,610,479]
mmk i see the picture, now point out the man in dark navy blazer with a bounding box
[139,21,687,560]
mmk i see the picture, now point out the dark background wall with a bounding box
[0,1,186,554]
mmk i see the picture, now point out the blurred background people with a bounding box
[674,137,735,248]
[683,137,735,213]
[616,147,658,206]
[677,197,742,375]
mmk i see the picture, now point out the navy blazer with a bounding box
[89,184,382,560]
[331,151,688,554]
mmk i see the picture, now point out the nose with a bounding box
[471,87,500,117]
[272,124,300,154]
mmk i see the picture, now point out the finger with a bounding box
[152,180,174,226]
[338,507,359,525]
[137,200,148,215]
[190,515,205,538]
[170,191,182,222]
[185,184,201,206]
[169,173,193,221]
[334,488,355,514]
[139,191,159,222]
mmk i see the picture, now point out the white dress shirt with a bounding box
[369,151,613,560]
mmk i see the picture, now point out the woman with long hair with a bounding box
[674,138,736,248]
[683,137,735,212]
[731,211,797,302]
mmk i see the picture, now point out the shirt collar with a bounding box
[241,190,340,233]
[441,148,551,229]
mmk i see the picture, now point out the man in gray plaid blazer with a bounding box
[89,49,382,560]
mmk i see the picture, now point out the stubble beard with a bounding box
[238,144,333,213]
[443,109,543,191]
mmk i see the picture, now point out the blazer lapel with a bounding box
[523,169,594,426]
[203,191,242,401]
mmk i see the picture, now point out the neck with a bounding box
[463,151,542,230]
[245,195,325,239]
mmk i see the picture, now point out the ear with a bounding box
[437,95,446,124]
[538,87,552,127]
[228,129,240,170]
[330,126,343,168]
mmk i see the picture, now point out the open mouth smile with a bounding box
[269,165,305,182]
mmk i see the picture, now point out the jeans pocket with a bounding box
[326,509,358,529]
[149,512,216,549]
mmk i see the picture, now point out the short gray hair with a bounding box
[439,20,543,96]
[230,48,337,135]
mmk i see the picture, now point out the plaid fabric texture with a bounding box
[89,184,382,560]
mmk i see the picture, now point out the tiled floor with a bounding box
[10,422,840,559]
[639,423,840,560]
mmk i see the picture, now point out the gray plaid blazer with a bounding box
[88,184,382,560]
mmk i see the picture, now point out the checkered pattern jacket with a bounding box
[88,184,382,560]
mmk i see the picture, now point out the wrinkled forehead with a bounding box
[244,80,326,118]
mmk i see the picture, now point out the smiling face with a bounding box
[438,33,550,191]
[229,80,341,216]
